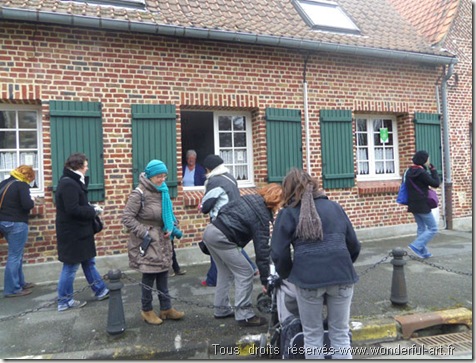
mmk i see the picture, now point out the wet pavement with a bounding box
[0,229,472,359]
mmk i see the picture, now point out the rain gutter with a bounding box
[0,8,458,66]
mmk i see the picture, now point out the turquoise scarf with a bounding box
[156,182,174,233]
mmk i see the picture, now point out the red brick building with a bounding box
[0,0,471,268]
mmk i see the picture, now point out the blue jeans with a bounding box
[141,271,171,311]
[411,212,438,253]
[295,284,354,359]
[1,221,29,295]
[57,258,107,307]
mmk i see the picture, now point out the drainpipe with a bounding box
[434,84,447,229]
[441,64,454,229]
[303,54,311,174]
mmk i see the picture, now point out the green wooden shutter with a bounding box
[320,110,355,189]
[50,101,104,202]
[131,104,178,197]
[414,112,442,176]
[265,108,302,183]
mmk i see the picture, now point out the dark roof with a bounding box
[0,0,456,62]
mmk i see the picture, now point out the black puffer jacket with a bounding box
[0,176,34,223]
[55,168,97,264]
[212,194,273,285]
[406,165,440,214]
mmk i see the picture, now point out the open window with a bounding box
[181,110,253,189]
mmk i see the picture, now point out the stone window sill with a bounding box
[357,180,400,196]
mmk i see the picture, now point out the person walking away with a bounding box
[182,149,206,187]
[122,159,184,325]
[271,168,360,359]
[1,165,36,297]
[55,153,109,311]
[203,183,283,326]
[406,150,441,258]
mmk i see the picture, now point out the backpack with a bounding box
[396,169,409,205]
[122,187,145,234]
[280,315,305,359]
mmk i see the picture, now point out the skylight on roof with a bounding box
[61,0,146,10]
[293,0,360,34]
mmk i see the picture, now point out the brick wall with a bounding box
[0,21,470,266]
[441,0,473,218]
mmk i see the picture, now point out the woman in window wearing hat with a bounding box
[122,160,184,325]
[406,150,441,259]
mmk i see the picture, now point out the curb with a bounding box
[352,307,472,344]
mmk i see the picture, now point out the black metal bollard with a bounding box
[390,247,408,305]
[106,269,126,335]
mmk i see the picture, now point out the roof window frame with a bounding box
[293,0,361,35]
[60,0,146,10]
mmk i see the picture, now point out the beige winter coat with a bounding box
[121,173,172,273]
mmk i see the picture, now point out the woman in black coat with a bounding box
[0,165,36,297]
[55,153,109,312]
[406,150,441,259]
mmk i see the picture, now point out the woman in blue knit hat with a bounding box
[122,159,185,325]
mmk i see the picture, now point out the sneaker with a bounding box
[97,288,110,301]
[175,269,186,276]
[58,299,87,312]
[169,271,176,277]
[408,245,425,259]
[214,311,235,319]
[5,289,32,298]
[422,252,433,259]
[237,315,267,327]
[23,282,36,289]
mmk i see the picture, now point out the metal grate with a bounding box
[411,331,472,353]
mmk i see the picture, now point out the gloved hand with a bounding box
[91,204,103,215]
[170,226,183,240]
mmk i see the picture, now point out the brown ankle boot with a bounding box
[159,308,185,320]
[141,310,163,325]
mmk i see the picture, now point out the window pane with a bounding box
[373,120,382,131]
[357,133,367,146]
[358,161,369,175]
[20,131,38,148]
[0,131,17,148]
[383,119,393,130]
[357,119,367,131]
[18,111,37,129]
[0,111,16,128]
[220,150,233,164]
[234,132,246,147]
[20,152,38,167]
[218,116,232,131]
[234,149,247,163]
[219,133,232,147]
[386,161,395,173]
[233,116,246,131]
[375,161,384,174]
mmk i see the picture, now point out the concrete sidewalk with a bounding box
[0,229,472,359]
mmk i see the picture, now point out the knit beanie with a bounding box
[203,155,224,171]
[412,150,429,166]
[145,159,168,178]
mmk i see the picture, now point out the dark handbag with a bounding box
[408,178,439,209]
[198,241,210,255]
[427,189,439,209]
[93,215,104,234]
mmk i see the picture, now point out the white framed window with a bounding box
[355,115,399,180]
[0,105,43,194]
[181,110,254,189]
[293,0,360,34]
